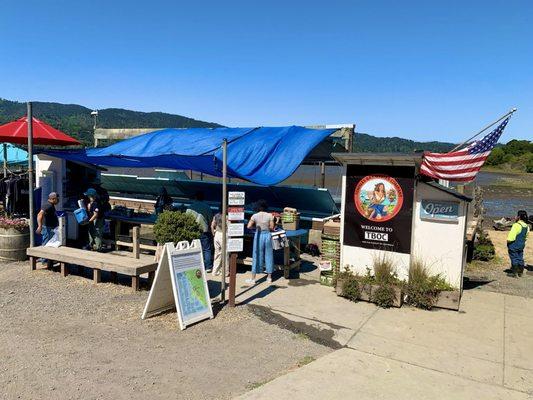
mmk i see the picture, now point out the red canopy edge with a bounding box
[0,116,81,146]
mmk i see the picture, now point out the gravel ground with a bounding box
[0,261,330,400]
[465,230,533,298]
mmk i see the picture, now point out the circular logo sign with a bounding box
[354,175,403,222]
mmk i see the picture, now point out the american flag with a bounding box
[420,117,510,182]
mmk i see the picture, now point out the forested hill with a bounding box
[353,132,454,153]
[0,98,221,145]
[0,98,456,152]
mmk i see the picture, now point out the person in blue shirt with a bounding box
[507,210,530,277]
[85,188,105,252]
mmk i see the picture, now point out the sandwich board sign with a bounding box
[142,240,213,330]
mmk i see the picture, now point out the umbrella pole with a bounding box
[220,138,228,304]
[27,102,35,247]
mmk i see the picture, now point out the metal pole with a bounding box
[220,138,228,304]
[449,108,517,153]
[320,162,326,188]
[27,102,35,247]
[3,143,7,177]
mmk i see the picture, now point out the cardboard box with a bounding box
[308,229,323,248]
[324,220,341,236]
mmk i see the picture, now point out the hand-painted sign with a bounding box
[344,165,415,254]
[228,207,245,221]
[420,200,459,222]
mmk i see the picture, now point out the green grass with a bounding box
[294,332,310,341]
[297,355,316,367]
[246,380,270,391]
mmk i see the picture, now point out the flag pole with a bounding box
[448,108,517,153]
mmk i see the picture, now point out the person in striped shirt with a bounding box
[507,210,530,277]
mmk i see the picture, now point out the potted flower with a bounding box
[0,216,30,261]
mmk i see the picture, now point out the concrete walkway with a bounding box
[231,266,533,399]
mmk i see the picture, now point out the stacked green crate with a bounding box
[320,234,341,285]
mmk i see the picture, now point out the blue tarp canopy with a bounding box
[43,126,335,186]
[1,143,29,165]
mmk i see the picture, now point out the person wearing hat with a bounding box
[507,210,530,277]
[85,188,105,252]
[36,192,60,260]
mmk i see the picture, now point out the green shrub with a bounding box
[153,211,202,244]
[341,275,361,302]
[406,258,439,309]
[473,244,495,261]
[406,258,456,310]
[371,284,396,308]
[333,265,354,288]
[473,231,495,261]
[526,154,533,173]
[373,253,398,285]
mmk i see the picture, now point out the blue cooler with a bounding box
[74,208,89,225]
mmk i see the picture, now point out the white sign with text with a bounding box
[228,222,244,237]
[228,191,245,206]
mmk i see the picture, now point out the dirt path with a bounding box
[0,262,330,400]
[465,230,533,298]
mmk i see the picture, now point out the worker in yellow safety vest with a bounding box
[507,210,530,277]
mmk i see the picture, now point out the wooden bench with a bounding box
[27,246,157,290]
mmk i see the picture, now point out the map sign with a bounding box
[141,240,213,330]
[171,251,211,325]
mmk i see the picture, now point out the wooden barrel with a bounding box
[0,227,30,261]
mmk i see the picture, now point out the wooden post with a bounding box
[132,226,140,259]
[93,269,101,284]
[30,256,36,271]
[114,220,121,250]
[132,275,140,291]
[320,162,326,188]
[60,263,69,277]
[228,253,237,307]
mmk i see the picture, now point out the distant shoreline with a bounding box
[481,167,532,176]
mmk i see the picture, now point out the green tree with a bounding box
[486,147,506,165]
[153,211,202,244]
[526,154,533,173]
[504,140,533,156]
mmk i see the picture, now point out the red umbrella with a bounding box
[0,116,80,146]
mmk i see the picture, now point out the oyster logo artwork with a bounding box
[354,175,403,222]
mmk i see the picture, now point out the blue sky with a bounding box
[1,0,531,142]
